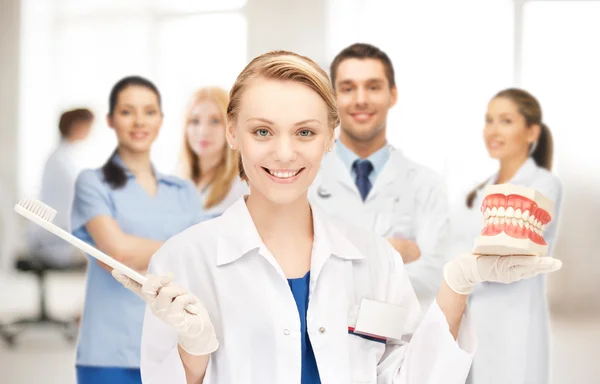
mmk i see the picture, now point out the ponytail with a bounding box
[465,179,488,209]
[102,149,127,189]
[531,123,553,171]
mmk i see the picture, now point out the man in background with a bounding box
[28,108,94,268]
[310,43,451,309]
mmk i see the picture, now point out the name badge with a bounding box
[349,298,407,343]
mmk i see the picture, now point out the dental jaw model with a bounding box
[473,184,554,256]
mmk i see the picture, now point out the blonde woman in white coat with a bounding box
[450,88,563,384]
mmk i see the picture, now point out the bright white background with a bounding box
[1,0,599,382]
[19,0,248,196]
[326,0,514,203]
[15,0,600,311]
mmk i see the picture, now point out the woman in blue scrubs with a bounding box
[70,76,206,384]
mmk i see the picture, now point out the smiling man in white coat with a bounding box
[309,43,450,308]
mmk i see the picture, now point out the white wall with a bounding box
[2,0,599,313]
[247,0,328,68]
[521,1,600,316]
[0,0,21,271]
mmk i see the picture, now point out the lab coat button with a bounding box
[319,327,326,334]
[284,329,290,336]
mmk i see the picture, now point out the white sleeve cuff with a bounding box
[398,300,477,383]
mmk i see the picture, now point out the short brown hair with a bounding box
[227,50,339,181]
[59,108,94,138]
[330,43,396,88]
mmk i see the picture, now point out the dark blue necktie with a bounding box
[353,159,374,201]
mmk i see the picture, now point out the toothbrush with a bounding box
[15,197,203,314]
[14,197,148,284]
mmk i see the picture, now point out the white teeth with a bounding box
[269,169,299,179]
[528,215,535,225]
[542,224,546,231]
[518,220,523,228]
[512,218,518,227]
[491,207,497,216]
[515,209,522,219]
[484,207,491,218]
[497,206,505,217]
[522,210,530,221]
[505,206,514,218]
[525,222,530,229]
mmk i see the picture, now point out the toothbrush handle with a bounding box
[15,204,147,285]
[15,204,199,313]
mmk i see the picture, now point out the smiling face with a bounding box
[227,77,333,205]
[107,85,162,154]
[484,96,540,162]
[186,100,227,160]
[334,58,397,145]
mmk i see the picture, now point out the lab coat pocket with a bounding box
[347,332,382,383]
[347,304,385,383]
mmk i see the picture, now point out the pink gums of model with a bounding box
[473,184,554,256]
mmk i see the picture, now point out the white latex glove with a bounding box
[112,270,219,356]
[443,254,563,295]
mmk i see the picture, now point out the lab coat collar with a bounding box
[488,157,538,186]
[366,146,410,201]
[215,197,365,267]
[323,145,411,202]
[311,203,365,261]
[322,146,358,194]
[509,158,538,184]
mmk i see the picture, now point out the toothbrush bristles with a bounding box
[18,197,57,223]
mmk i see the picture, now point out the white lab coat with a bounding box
[449,158,563,384]
[309,146,451,309]
[141,197,476,384]
[201,177,249,217]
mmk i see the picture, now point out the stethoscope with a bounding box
[316,185,332,198]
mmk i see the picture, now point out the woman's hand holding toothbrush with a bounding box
[112,270,219,356]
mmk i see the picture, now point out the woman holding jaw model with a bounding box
[113,51,562,384]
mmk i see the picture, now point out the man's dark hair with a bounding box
[330,43,396,88]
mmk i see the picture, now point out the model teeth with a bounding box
[505,206,514,218]
[269,169,300,178]
[482,192,550,234]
